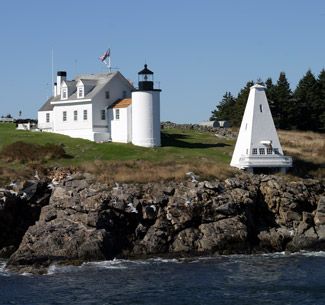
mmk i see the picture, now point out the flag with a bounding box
[99,49,110,62]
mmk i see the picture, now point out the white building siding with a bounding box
[38,111,53,131]
[109,106,132,143]
[52,103,94,140]
[131,91,160,147]
[92,75,132,132]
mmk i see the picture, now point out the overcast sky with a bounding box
[1,0,325,122]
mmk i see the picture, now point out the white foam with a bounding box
[147,257,181,264]
[82,258,129,270]
[0,260,9,277]
[47,264,83,275]
[299,251,325,257]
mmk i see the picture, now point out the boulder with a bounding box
[196,216,249,254]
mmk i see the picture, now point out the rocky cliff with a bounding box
[1,172,324,274]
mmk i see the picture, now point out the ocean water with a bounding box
[1,252,325,305]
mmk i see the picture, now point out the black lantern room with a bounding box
[138,64,154,90]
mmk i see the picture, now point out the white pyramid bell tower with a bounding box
[230,84,292,172]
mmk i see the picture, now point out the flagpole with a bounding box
[108,48,111,72]
[51,48,54,93]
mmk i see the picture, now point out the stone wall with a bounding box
[161,121,237,139]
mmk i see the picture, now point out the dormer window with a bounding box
[62,88,68,100]
[78,86,84,98]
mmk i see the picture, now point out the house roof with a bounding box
[38,96,54,111]
[78,79,97,87]
[110,98,132,108]
[38,71,135,111]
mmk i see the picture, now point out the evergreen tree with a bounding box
[265,78,279,126]
[210,92,236,122]
[317,69,325,131]
[294,70,319,130]
[231,81,254,127]
[273,72,293,129]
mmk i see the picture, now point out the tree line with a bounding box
[210,69,325,132]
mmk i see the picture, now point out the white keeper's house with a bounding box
[38,65,161,147]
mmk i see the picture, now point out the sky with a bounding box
[0,0,325,123]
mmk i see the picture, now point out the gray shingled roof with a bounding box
[38,71,135,111]
[38,96,54,111]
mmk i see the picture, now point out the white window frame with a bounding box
[252,148,257,155]
[267,148,273,154]
[259,148,265,155]
[115,109,120,120]
[62,88,68,100]
[74,110,78,121]
[63,111,67,122]
[46,113,50,123]
[101,109,106,120]
[83,109,88,120]
[77,86,84,98]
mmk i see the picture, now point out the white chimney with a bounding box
[56,71,67,96]
[53,82,57,97]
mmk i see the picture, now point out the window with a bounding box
[74,110,78,121]
[101,109,106,120]
[245,123,248,130]
[122,90,127,98]
[63,111,67,121]
[115,109,120,120]
[259,148,265,155]
[274,148,279,154]
[267,148,273,154]
[246,149,248,155]
[83,110,88,120]
[252,148,258,155]
[259,104,263,112]
[62,89,67,99]
[105,91,110,99]
[78,87,84,98]
[46,113,50,123]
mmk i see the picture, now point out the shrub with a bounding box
[0,141,68,163]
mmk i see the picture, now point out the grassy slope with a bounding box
[0,124,323,184]
[0,124,235,184]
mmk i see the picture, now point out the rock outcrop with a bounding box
[0,180,51,258]
[2,172,325,274]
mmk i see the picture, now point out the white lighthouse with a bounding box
[230,84,292,172]
[131,65,161,147]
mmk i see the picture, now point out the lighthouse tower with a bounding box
[230,84,292,172]
[132,64,161,147]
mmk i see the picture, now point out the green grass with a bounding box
[0,123,235,184]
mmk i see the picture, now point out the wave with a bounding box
[0,260,9,277]
[41,251,325,275]
[298,250,325,257]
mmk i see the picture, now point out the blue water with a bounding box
[1,252,325,305]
